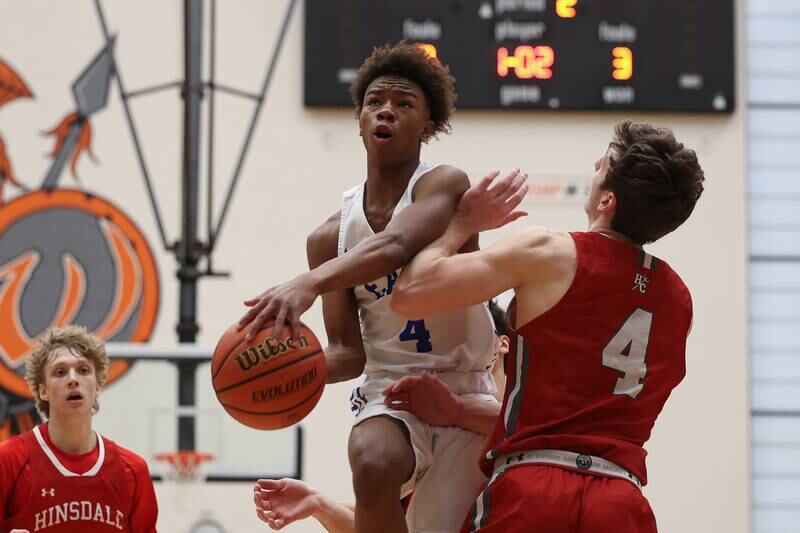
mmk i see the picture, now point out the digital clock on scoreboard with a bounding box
[304,0,735,112]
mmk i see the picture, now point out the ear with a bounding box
[498,335,510,357]
[421,120,434,143]
[38,383,48,401]
[597,189,617,214]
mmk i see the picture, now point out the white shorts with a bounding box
[351,377,496,532]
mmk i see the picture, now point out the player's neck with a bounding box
[594,228,641,249]
[365,156,420,206]
[46,415,97,455]
[588,217,641,249]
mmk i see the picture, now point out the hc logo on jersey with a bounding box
[632,273,650,293]
[41,488,55,497]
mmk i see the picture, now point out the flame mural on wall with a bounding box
[0,49,160,440]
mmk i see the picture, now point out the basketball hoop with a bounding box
[155,451,214,483]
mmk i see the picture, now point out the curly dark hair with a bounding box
[603,121,705,244]
[350,42,456,137]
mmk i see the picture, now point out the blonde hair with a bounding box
[26,325,109,418]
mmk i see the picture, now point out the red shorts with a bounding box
[460,464,657,533]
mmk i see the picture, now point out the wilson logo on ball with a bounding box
[235,334,312,371]
[212,322,326,430]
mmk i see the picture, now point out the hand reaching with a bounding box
[253,478,321,530]
[383,372,462,428]
[453,168,529,235]
[238,275,317,342]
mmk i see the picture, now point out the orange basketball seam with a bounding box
[220,380,325,416]
[211,334,249,380]
[213,348,324,394]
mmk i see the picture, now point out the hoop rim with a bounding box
[154,450,215,482]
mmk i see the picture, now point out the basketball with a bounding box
[211,321,326,430]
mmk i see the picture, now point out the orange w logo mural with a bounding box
[0,50,160,439]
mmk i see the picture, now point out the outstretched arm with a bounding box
[238,166,471,340]
[392,170,534,318]
[254,478,355,532]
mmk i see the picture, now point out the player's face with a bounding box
[359,75,434,163]
[584,150,612,223]
[39,347,99,418]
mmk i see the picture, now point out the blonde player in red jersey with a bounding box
[0,325,158,532]
[392,121,704,532]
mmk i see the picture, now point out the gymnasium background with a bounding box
[0,1,758,531]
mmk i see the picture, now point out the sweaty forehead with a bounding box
[366,75,425,98]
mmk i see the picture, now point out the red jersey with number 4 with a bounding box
[1,426,133,532]
[482,231,692,486]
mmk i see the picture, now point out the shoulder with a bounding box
[654,258,693,314]
[505,226,573,256]
[492,226,575,277]
[0,433,30,461]
[413,164,470,200]
[308,210,341,245]
[0,434,31,486]
[114,443,152,478]
[307,210,341,265]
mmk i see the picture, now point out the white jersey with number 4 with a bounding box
[337,162,496,395]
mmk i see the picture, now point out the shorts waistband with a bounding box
[364,370,496,396]
[493,449,642,490]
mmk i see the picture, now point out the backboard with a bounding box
[95,343,302,482]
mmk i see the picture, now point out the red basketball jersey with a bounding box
[482,232,692,485]
[1,426,133,532]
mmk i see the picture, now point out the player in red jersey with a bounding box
[0,325,158,532]
[391,121,705,532]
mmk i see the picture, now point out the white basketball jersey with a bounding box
[338,162,496,395]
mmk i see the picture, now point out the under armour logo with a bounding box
[41,488,55,497]
[576,455,592,470]
[506,453,525,465]
[632,273,650,294]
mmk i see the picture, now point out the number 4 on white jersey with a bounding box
[602,308,653,399]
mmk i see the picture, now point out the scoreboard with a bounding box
[304,0,735,112]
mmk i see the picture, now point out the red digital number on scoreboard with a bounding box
[497,46,554,80]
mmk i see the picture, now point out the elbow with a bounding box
[390,284,413,318]
[390,276,426,319]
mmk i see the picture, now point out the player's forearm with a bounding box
[313,498,356,533]
[454,396,502,435]
[391,222,475,317]
[305,232,412,296]
[324,346,365,383]
[396,219,472,292]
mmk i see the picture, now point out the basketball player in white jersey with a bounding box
[252,302,512,532]
[239,43,526,532]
